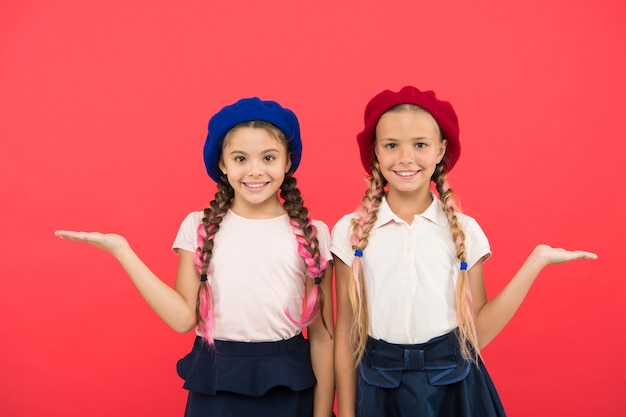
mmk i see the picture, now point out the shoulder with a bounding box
[331,212,358,236]
[455,211,486,234]
[310,218,330,236]
[180,210,205,227]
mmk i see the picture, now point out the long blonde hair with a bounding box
[348,105,479,364]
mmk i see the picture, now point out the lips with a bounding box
[243,182,269,190]
[395,170,419,177]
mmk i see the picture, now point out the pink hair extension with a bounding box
[195,221,217,345]
[197,280,215,345]
[194,224,207,272]
[285,218,327,327]
[285,283,320,327]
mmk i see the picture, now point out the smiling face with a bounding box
[374,106,447,208]
[218,123,291,218]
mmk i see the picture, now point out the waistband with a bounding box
[178,333,316,396]
[194,333,307,356]
[360,331,472,387]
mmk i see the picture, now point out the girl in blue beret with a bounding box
[331,86,597,417]
[56,97,335,417]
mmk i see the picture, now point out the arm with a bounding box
[54,230,199,333]
[334,256,357,417]
[471,244,597,348]
[308,265,335,417]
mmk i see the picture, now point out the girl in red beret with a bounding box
[55,97,335,417]
[331,86,597,417]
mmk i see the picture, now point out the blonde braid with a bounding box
[433,163,480,362]
[349,162,386,364]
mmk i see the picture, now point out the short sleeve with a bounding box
[462,216,491,269]
[311,219,332,264]
[172,211,204,254]
[330,214,357,266]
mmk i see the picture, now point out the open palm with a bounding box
[533,244,598,266]
[54,230,130,257]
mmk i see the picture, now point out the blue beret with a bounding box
[203,97,302,182]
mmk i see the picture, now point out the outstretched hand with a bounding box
[54,230,131,257]
[532,244,598,267]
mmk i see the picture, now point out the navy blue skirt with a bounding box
[356,332,506,417]
[177,334,316,417]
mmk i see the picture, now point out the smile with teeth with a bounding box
[244,182,268,189]
[395,170,419,177]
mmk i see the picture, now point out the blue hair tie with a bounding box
[460,261,468,271]
[354,249,363,257]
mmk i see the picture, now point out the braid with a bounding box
[433,163,480,362]
[349,162,387,364]
[280,172,331,337]
[194,175,234,345]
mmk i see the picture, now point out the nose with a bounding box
[247,159,263,176]
[398,144,413,163]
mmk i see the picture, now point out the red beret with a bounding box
[356,86,460,174]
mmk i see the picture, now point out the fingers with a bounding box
[570,250,598,260]
[533,245,598,266]
[54,230,103,242]
[551,248,598,265]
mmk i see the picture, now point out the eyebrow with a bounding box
[378,136,435,141]
[227,147,282,155]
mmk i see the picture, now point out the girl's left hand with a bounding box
[532,244,598,267]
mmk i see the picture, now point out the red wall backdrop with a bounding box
[1,1,624,415]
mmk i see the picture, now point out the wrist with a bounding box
[528,245,550,270]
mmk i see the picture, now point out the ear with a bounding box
[285,154,292,173]
[438,139,448,164]
[218,159,227,175]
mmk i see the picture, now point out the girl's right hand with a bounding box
[531,244,598,268]
[54,230,130,258]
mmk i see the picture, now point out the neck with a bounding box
[230,198,287,219]
[386,188,433,223]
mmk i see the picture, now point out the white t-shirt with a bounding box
[331,196,490,344]
[173,210,332,342]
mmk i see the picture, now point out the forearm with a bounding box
[311,336,335,417]
[335,331,357,417]
[475,251,546,347]
[333,257,357,416]
[114,247,196,332]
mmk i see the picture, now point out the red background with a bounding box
[1,1,625,415]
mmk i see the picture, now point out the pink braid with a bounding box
[285,218,328,326]
[194,177,233,346]
[194,223,215,344]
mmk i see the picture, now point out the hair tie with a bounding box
[460,261,468,271]
[354,249,363,257]
[314,276,321,285]
[200,274,208,282]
